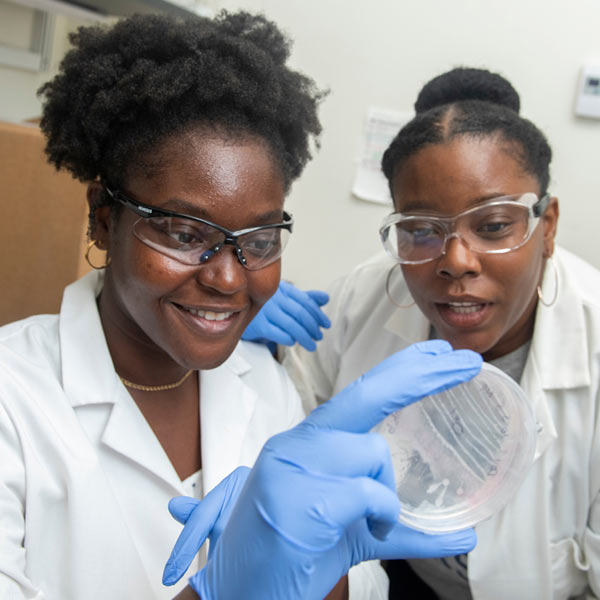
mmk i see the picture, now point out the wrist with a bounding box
[172,584,202,599]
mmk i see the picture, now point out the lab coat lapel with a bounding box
[532,251,589,390]
[523,250,588,462]
[99,385,185,493]
[60,270,184,492]
[60,270,122,407]
[201,348,257,494]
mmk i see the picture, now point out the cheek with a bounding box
[494,251,542,312]
[247,261,281,316]
[400,264,436,301]
[112,237,191,306]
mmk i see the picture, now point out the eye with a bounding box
[170,229,199,245]
[475,216,516,238]
[149,218,208,248]
[398,221,441,243]
[242,230,281,256]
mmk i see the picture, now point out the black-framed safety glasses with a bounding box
[104,186,293,271]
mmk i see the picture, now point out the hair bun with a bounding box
[414,67,520,114]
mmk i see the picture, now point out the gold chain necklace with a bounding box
[119,369,194,392]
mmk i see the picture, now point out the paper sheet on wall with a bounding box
[352,107,413,205]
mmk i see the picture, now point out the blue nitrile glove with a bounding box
[241,280,330,351]
[163,340,482,600]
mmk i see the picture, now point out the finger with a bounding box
[307,342,482,433]
[274,428,396,493]
[280,281,331,327]
[168,496,200,525]
[163,467,249,586]
[267,308,319,350]
[277,305,323,344]
[306,289,330,308]
[369,523,477,560]
[254,322,296,347]
[363,339,453,378]
[321,476,401,542]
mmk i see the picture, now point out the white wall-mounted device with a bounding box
[575,62,600,119]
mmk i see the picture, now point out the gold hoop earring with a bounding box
[537,255,558,308]
[386,263,415,308]
[85,240,111,270]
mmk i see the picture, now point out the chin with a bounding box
[436,329,495,356]
[170,337,242,371]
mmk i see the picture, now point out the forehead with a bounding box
[124,129,286,227]
[392,136,540,214]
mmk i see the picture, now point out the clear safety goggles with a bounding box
[105,186,293,271]
[379,192,550,265]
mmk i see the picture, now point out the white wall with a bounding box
[2,0,598,288]
[213,0,600,289]
[0,2,104,122]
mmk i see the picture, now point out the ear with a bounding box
[87,182,112,251]
[541,196,559,258]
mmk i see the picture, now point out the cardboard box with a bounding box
[0,120,90,326]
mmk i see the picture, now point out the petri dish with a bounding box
[376,362,536,533]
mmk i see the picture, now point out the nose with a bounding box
[196,243,247,294]
[436,233,481,279]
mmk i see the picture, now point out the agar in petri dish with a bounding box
[377,362,536,533]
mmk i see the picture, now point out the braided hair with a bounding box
[381,67,552,197]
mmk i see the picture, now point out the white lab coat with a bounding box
[283,246,600,600]
[0,270,386,600]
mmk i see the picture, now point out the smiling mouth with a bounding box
[172,302,243,332]
[181,307,234,321]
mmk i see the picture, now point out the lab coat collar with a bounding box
[521,248,589,461]
[58,270,258,493]
[60,270,122,408]
[530,247,589,390]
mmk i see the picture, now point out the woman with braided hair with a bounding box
[249,67,600,599]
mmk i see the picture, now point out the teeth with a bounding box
[447,302,482,314]
[184,307,233,321]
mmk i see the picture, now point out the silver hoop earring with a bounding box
[386,263,415,308]
[537,255,558,308]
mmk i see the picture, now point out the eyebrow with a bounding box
[158,197,284,224]
[400,192,512,214]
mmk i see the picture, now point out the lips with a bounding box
[183,307,234,321]
[171,301,245,334]
[435,298,491,328]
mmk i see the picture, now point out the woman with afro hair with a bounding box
[0,10,410,600]
[0,9,481,600]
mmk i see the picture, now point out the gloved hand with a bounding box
[241,280,330,351]
[163,340,482,600]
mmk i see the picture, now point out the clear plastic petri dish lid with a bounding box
[376,362,536,533]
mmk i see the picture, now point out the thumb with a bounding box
[163,466,250,585]
[366,523,477,562]
[168,496,201,524]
